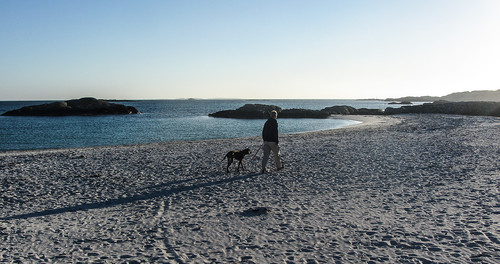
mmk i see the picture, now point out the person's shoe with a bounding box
[260,169,267,174]
[277,165,284,171]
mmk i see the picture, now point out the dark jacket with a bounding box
[262,118,279,143]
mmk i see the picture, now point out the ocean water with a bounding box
[0,99,395,151]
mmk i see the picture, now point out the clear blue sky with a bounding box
[1,0,499,100]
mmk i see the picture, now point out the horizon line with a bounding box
[1,97,386,102]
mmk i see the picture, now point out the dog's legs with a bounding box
[238,160,246,172]
[226,158,233,173]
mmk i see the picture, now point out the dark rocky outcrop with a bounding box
[2,97,140,116]
[321,105,384,115]
[321,105,358,115]
[280,109,330,118]
[323,101,500,117]
[385,101,500,117]
[356,108,385,115]
[209,104,282,119]
[209,101,500,120]
[209,104,330,119]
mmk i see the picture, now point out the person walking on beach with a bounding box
[261,110,283,173]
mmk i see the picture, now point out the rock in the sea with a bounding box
[2,97,140,116]
[209,104,330,119]
[209,104,282,119]
[280,108,330,118]
[321,105,384,115]
[321,105,358,115]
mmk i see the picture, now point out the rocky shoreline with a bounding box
[209,101,500,118]
[384,100,500,116]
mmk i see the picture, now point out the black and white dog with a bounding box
[222,148,251,173]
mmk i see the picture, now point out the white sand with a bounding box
[1,114,499,263]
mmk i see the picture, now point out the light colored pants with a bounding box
[262,141,282,170]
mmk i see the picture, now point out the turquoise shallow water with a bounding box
[0,99,394,151]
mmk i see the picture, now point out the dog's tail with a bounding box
[221,152,229,162]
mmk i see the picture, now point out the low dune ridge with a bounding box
[0,114,499,263]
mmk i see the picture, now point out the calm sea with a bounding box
[0,99,395,151]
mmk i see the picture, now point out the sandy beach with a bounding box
[1,114,499,263]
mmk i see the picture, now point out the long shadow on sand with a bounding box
[1,172,262,220]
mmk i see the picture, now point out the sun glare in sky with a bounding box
[1,0,499,100]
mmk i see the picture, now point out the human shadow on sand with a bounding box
[1,172,262,220]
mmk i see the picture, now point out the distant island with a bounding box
[385,89,500,102]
